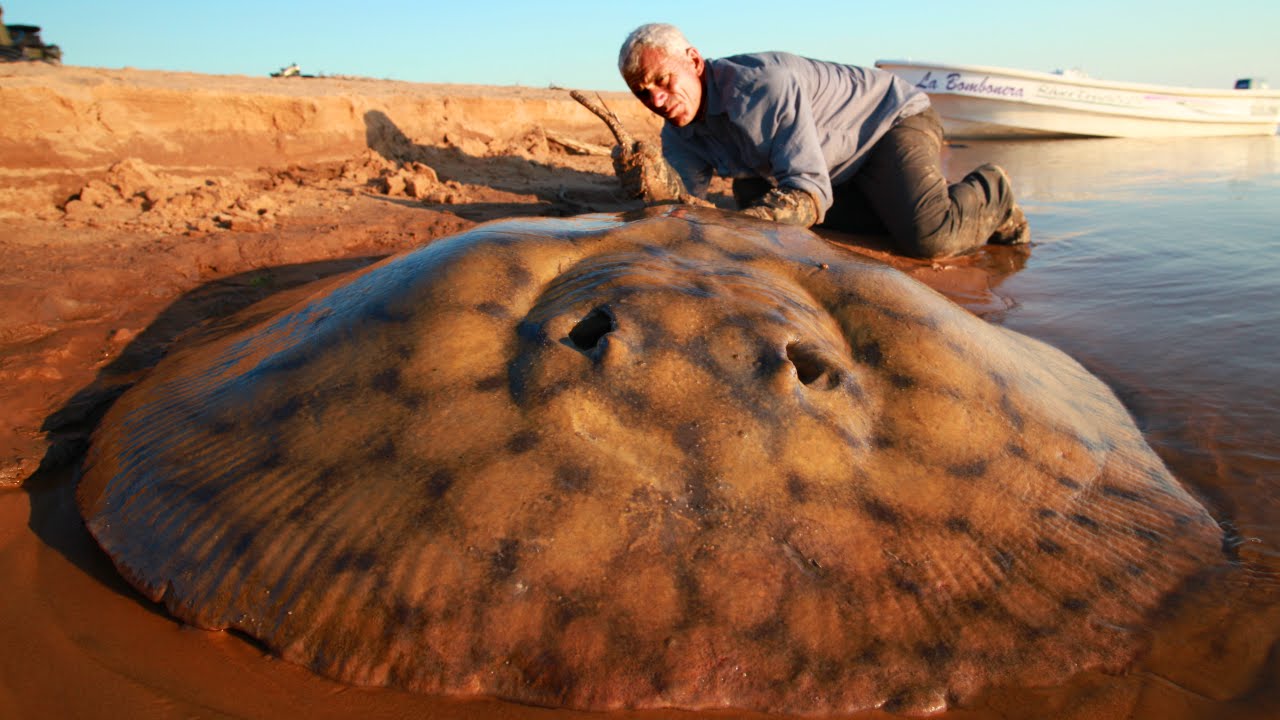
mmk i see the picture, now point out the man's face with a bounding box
[624,46,705,127]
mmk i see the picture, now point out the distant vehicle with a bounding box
[1,5,61,63]
[270,63,322,79]
[876,60,1280,139]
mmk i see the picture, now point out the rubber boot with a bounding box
[985,165,1030,245]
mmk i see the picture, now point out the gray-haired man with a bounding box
[614,23,1028,259]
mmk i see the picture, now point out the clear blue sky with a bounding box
[7,1,1279,91]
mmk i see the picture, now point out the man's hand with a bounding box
[611,141,689,204]
[740,187,820,227]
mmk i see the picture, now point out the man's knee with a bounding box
[896,229,958,260]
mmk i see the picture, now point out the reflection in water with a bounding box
[902,243,1031,319]
[814,227,1032,320]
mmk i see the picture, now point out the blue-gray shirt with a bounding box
[661,52,929,220]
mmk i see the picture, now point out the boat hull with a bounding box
[876,61,1280,139]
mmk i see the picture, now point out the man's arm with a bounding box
[736,69,832,226]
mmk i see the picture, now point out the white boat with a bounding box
[874,60,1280,139]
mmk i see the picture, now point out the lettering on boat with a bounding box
[1251,102,1280,117]
[1033,84,1142,107]
[915,71,1025,98]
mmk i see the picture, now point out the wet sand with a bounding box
[2,63,1279,719]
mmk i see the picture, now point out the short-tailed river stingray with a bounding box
[78,206,1224,715]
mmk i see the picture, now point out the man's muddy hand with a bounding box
[740,187,820,227]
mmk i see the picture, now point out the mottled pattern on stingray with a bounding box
[79,206,1223,715]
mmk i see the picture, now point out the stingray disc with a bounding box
[79,206,1223,715]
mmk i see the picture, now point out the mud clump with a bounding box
[64,158,281,234]
[60,154,471,233]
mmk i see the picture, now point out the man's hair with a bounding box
[617,23,693,78]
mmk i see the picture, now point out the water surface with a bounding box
[943,135,1280,717]
[948,135,1279,553]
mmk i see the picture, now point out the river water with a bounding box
[2,135,1278,719]
[937,134,1280,718]
[948,135,1279,566]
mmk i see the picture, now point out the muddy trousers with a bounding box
[733,108,1016,259]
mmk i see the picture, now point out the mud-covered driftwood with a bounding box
[569,90,636,150]
[568,90,713,208]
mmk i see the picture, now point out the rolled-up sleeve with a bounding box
[754,74,833,219]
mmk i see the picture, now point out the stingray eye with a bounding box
[786,342,840,389]
[567,307,616,357]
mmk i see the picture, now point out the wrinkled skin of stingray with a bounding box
[79,206,1224,715]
